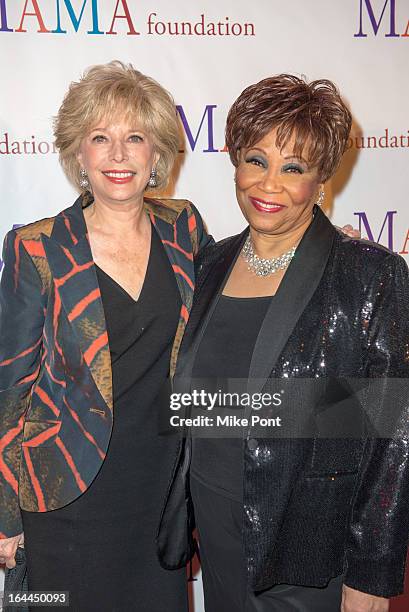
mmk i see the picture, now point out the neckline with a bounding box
[95,223,155,304]
[95,264,142,304]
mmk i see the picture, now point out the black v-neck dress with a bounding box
[21,226,186,612]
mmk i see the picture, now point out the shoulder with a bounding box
[10,197,79,243]
[3,202,71,275]
[144,197,211,256]
[2,216,55,259]
[14,216,55,242]
[333,231,408,283]
[144,197,195,224]
[151,197,192,214]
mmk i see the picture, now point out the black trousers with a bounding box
[190,476,344,612]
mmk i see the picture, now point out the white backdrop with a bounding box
[1,0,408,609]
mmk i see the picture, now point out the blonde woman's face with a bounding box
[77,117,158,207]
[235,128,322,237]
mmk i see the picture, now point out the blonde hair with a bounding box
[54,61,180,191]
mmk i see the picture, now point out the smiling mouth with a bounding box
[249,197,285,213]
[102,171,136,178]
[102,171,136,184]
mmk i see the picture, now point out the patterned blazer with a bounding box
[0,193,211,538]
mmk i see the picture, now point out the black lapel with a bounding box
[175,228,248,380]
[248,207,336,394]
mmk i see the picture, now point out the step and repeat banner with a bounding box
[1,0,408,609]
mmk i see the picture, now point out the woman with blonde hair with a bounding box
[0,61,211,610]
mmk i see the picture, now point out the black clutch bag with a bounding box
[3,546,29,612]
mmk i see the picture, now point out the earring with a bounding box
[316,190,324,207]
[148,168,157,188]
[79,168,89,189]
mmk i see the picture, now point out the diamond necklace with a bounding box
[241,235,297,277]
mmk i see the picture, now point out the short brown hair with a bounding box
[54,61,180,191]
[225,74,352,182]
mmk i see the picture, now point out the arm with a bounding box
[0,230,45,538]
[343,255,409,599]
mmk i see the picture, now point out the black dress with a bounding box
[189,295,343,611]
[21,226,187,612]
[191,294,273,501]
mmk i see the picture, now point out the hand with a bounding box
[339,224,362,239]
[341,584,389,611]
[0,532,24,569]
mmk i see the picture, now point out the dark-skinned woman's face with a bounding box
[235,128,323,237]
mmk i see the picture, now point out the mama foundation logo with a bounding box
[353,211,409,255]
[0,0,255,36]
[355,0,409,37]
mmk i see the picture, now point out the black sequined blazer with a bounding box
[157,207,409,598]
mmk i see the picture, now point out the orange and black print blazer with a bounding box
[0,193,211,538]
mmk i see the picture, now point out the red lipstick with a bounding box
[249,197,285,214]
[102,170,135,184]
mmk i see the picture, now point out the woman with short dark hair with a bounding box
[159,75,409,611]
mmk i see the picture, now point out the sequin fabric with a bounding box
[240,235,409,596]
[192,224,409,598]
